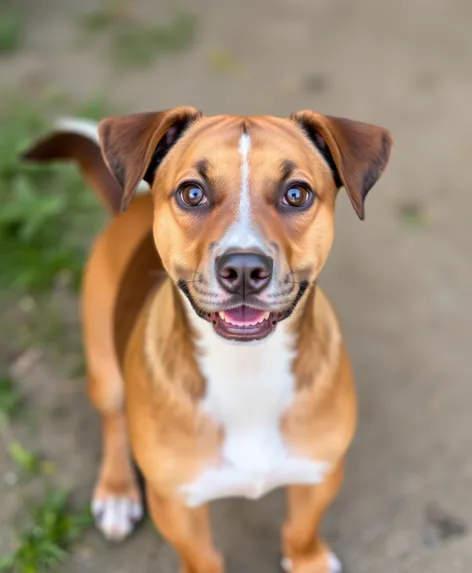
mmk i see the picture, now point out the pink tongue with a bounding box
[222,306,265,326]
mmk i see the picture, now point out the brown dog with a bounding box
[23,108,392,573]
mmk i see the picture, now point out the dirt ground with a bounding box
[2,0,472,571]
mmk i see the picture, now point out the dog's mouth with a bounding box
[178,280,309,342]
[204,306,290,341]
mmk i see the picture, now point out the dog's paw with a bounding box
[92,496,143,542]
[281,552,342,573]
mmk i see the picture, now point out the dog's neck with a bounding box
[144,278,317,401]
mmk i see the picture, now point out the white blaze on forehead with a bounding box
[238,133,251,228]
[218,132,264,252]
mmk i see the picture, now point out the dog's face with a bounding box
[99,108,392,342]
[149,117,338,341]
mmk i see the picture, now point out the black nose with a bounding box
[216,252,273,296]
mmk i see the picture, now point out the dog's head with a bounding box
[98,107,392,343]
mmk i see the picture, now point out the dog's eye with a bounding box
[179,184,207,207]
[282,185,312,208]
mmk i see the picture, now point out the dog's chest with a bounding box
[180,323,329,507]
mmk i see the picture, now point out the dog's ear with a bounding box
[98,106,202,212]
[290,110,393,219]
[21,119,125,215]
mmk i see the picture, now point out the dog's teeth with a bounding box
[217,310,270,326]
[219,311,235,325]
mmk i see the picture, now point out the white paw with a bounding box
[328,553,342,573]
[281,552,342,573]
[281,556,291,571]
[92,496,143,542]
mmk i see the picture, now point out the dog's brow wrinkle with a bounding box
[281,160,296,180]
[196,159,209,180]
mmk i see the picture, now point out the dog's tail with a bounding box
[21,117,150,216]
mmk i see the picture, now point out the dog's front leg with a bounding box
[147,486,223,573]
[88,373,143,541]
[281,461,345,573]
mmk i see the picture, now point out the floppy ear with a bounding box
[21,118,126,215]
[98,106,202,212]
[290,110,393,219]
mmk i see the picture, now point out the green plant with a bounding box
[75,95,114,121]
[0,491,92,572]
[80,8,117,33]
[9,442,54,479]
[0,99,104,294]
[0,377,22,420]
[79,5,196,67]
[78,0,129,34]
[206,49,242,75]
[115,12,196,66]
[397,200,429,229]
[0,10,23,54]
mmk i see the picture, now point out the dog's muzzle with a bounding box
[215,251,273,297]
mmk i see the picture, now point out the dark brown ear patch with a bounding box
[143,118,194,186]
[98,106,202,211]
[296,120,342,189]
[361,130,392,198]
[291,110,393,219]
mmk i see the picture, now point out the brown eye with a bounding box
[283,185,312,208]
[179,184,207,207]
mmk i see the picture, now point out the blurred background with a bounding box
[1,0,472,572]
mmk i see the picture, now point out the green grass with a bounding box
[80,8,117,33]
[0,10,23,55]
[206,49,242,75]
[79,7,196,68]
[69,357,86,380]
[9,442,55,480]
[0,377,22,420]
[0,98,105,295]
[397,200,429,229]
[0,94,102,571]
[78,0,129,33]
[75,95,113,121]
[115,13,196,67]
[0,491,92,573]
[14,297,76,355]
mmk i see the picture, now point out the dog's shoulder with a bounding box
[114,230,166,371]
[292,286,344,391]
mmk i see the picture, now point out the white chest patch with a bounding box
[179,312,330,507]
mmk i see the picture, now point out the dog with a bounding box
[23,107,392,573]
